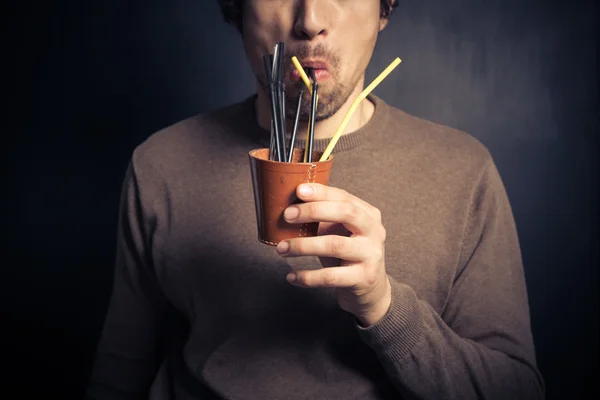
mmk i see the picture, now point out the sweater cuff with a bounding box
[357,278,423,363]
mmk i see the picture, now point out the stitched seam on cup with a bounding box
[259,237,279,246]
[305,163,317,182]
[299,163,318,237]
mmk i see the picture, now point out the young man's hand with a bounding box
[276,183,392,327]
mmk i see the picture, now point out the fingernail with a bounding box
[298,184,314,197]
[286,273,296,283]
[276,241,290,254]
[284,207,299,220]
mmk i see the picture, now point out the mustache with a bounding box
[282,43,340,73]
[256,43,340,92]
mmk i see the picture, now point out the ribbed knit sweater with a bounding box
[87,95,544,400]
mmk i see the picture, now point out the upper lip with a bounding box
[298,59,330,71]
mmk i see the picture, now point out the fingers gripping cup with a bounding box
[249,148,334,246]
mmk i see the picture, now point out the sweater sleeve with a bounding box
[357,158,545,399]
[86,160,169,400]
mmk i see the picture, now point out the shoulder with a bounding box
[390,105,490,166]
[376,100,494,181]
[130,97,255,176]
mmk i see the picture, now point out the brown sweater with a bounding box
[87,95,544,400]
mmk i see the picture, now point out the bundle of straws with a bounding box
[264,42,402,163]
[263,42,290,162]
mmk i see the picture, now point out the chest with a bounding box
[156,151,463,322]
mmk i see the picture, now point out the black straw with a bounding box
[307,68,318,163]
[275,43,287,162]
[263,55,276,161]
[263,43,291,162]
[287,87,304,162]
[269,121,276,160]
[269,45,283,161]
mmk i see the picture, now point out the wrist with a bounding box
[357,278,392,327]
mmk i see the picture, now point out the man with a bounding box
[87,1,545,399]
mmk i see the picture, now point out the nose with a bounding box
[293,0,328,40]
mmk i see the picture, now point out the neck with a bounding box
[255,77,375,140]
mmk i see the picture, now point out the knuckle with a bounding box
[290,239,303,254]
[328,236,346,257]
[372,207,382,222]
[372,245,384,262]
[343,203,361,221]
[295,272,309,286]
[307,202,320,219]
[380,226,387,242]
[364,271,378,287]
[323,272,338,286]
[341,189,352,202]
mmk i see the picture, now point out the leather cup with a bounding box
[248,148,335,246]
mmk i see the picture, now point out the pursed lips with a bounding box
[291,59,331,82]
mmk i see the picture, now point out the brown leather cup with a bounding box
[249,148,335,246]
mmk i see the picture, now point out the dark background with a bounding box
[3,0,598,398]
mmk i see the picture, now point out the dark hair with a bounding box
[217,0,398,31]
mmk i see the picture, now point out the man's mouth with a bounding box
[290,59,331,83]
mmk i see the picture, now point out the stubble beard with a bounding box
[283,79,355,123]
[257,44,360,123]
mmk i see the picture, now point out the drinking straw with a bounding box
[291,56,313,94]
[269,45,283,162]
[269,86,283,161]
[263,55,276,161]
[303,68,313,163]
[307,69,318,163]
[319,57,402,162]
[269,53,278,161]
[290,58,318,162]
[271,46,278,80]
[277,42,285,83]
[280,85,287,160]
[276,43,287,162]
[288,87,304,162]
[269,121,276,160]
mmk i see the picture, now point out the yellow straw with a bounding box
[291,56,313,94]
[291,57,317,162]
[319,57,402,162]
